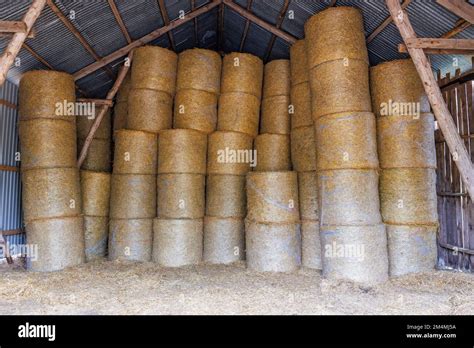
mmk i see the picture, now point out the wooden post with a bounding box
[386,0,474,200]
[0,0,46,87]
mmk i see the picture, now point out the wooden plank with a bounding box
[239,0,253,52]
[436,0,474,25]
[191,0,199,46]
[218,2,225,52]
[406,38,474,50]
[0,99,17,109]
[443,19,471,39]
[0,165,19,172]
[0,229,23,236]
[0,21,36,38]
[366,0,411,43]
[264,0,290,62]
[398,43,474,55]
[108,0,132,44]
[77,98,114,106]
[157,0,176,51]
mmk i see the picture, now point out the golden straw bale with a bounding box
[203,216,245,264]
[207,131,254,175]
[80,170,111,217]
[254,134,291,172]
[77,110,111,140]
[221,52,264,98]
[290,125,316,172]
[260,95,291,135]
[108,218,153,262]
[127,88,173,133]
[77,138,111,172]
[173,89,218,133]
[206,174,246,218]
[113,129,158,175]
[298,171,319,221]
[177,48,222,94]
[290,82,312,129]
[263,59,291,98]
[302,220,321,270]
[113,101,128,133]
[217,92,261,137]
[290,40,309,86]
[84,216,108,261]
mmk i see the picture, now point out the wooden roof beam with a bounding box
[191,0,199,46]
[264,0,290,62]
[366,0,411,44]
[107,0,132,44]
[436,0,474,25]
[0,21,36,38]
[238,0,253,52]
[442,19,471,39]
[157,0,176,51]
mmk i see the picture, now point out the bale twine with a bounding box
[221,52,263,99]
[77,138,111,172]
[309,59,371,119]
[116,71,131,103]
[304,7,368,69]
[84,216,108,261]
[377,113,436,169]
[290,82,312,129]
[19,119,77,170]
[370,59,430,117]
[320,224,389,284]
[245,220,301,272]
[254,134,291,172]
[298,171,319,220]
[302,220,321,270]
[315,112,378,170]
[152,218,203,267]
[113,129,158,175]
[80,170,111,217]
[290,125,316,172]
[217,92,261,137]
[157,173,205,219]
[19,70,76,122]
[173,89,218,133]
[263,59,290,98]
[260,95,291,135]
[203,216,245,264]
[207,131,254,175]
[176,48,222,94]
[22,167,82,223]
[387,224,437,277]
[127,88,173,133]
[379,168,438,226]
[113,101,128,133]
[25,216,85,272]
[290,40,308,86]
[158,129,207,174]
[246,171,299,223]
[77,110,111,140]
[206,174,246,218]
[131,46,178,96]
[109,174,156,219]
[108,218,153,261]
[318,169,381,226]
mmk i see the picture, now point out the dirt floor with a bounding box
[0,259,473,315]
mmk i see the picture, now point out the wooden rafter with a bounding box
[191,0,199,45]
[0,21,36,38]
[77,98,114,106]
[436,0,474,25]
[239,0,253,52]
[108,0,131,44]
[366,0,411,44]
[398,44,474,55]
[218,2,225,51]
[443,19,471,39]
[264,0,289,62]
[157,0,176,51]
[73,0,221,81]
[405,37,474,50]
[386,0,474,200]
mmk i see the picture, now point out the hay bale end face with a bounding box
[217,92,261,137]
[254,133,291,172]
[203,216,245,264]
[177,48,222,94]
[206,174,246,218]
[263,59,291,98]
[113,129,158,175]
[221,52,264,99]
[108,218,153,262]
[127,88,173,133]
[173,89,218,134]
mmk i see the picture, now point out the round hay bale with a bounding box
[245,220,301,272]
[77,138,111,172]
[370,59,430,117]
[254,134,291,172]
[263,59,290,98]
[318,169,381,226]
[203,216,245,264]
[217,92,261,137]
[260,95,291,135]
[290,125,316,172]
[320,224,389,285]
[290,82,312,129]
[387,224,437,277]
[176,48,222,94]
[309,59,371,119]
[19,119,77,170]
[80,170,111,217]
[152,218,203,267]
[108,218,153,262]
[157,173,205,219]
[173,89,218,133]
[84,215,108,261]
[207,131,254,175]
[298,171,319,221]
[377,113,436,169]
[19,70,76,122]
[290,40,309,86]
[22,167,82,223]
[77,110,111,140]
[158,129,207,174]
[109,174,156,219]
[127,88,173,133]
[113,101,128,133]
[206,174,246,218]
[315,112,378,170]
[116,71,131,103]
[131,46,178,95]
[246,171,299,223]
[379,168,438,225]
[113,129,158,175]
[302,220,321,270]
[304,7,368,69]
[221,52,263,98]
[25,216,85,272]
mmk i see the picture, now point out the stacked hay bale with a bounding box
[203,52,262,264]
[113,71,131,133]
[154,129,207,267]
[290,40,320,270]
[18,70,84,271]
[305,7,389,284]
[371,59,437,276]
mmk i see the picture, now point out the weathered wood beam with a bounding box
[157,0,176,51]
[0,165,19,172]
[405,38,474,51]
[191,0,199,45]
[387,0,474,200]
[436,0,474,25]
[0,0,46,87]
[366,0,411,43]
[0,21,36,38]
[223,0,296,44]
[73,0,221,81]
[443,19,471,39]
[239,0,253,52]
[108,0,132,44]
[399,44,474,55]
[0,99,17,109]
[77,98,114,106]
[218,2,225,51]
[264,0,290,62]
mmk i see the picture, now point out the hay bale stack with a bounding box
[217,92,261,137]
[371,59,437,277]
[174,89,218,134]
[113,72,131,133]
[221,52,263,98]
[254,134,291,172]
[127,89,173,133]
[113,129,158,175]
[19,70,84,272]
[108,218,153,261]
